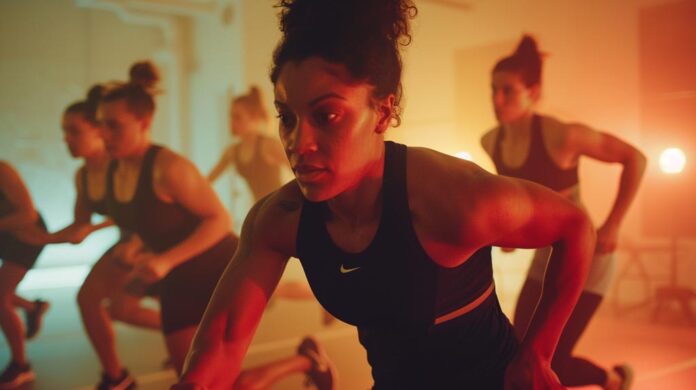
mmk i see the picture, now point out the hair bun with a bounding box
[129,61,160,90]
[514,35,540,59]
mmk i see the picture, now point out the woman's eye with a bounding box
[276,113,295,129]
[315,111,339,126]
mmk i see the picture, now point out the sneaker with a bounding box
[613,364,634,390]
[96,369,136,390]
[0,361,35,389]
[297,336,337,390]
[24,299,50,339]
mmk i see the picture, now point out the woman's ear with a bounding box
[375,94,395,134]
[139,115,153,134]
[529,84,541,103]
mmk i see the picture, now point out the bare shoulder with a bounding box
[153,147,200,180]
[0,161,15,177]
[0,161,21,189]
[407,147,493,224]
[480,127,499,156]
[245,179,303,256]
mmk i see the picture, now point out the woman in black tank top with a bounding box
[177,2,596,389]
[481,35,646,390]
[37,87,162,389]
[98,61,237,376]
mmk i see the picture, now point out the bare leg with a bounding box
[0,262,29,364]
[164,327,198,375]
[235,356,312,390]
[108,292,160,330]
[11,295,34,311]
[77,250,131,379]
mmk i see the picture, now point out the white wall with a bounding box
[0,0,165,268]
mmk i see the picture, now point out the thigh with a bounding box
[0,230,45,270]
[0,261,28,297]
[80,245,132,298]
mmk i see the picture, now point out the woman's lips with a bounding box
[293,164,327,183]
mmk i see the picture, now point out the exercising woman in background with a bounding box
[0,162,49,389]
[99,61,237,376]
[481,35,646,390]
[49,86,161,390]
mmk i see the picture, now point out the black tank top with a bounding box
[492,114,579,191]
[234,136,282,201]
[106,145,200,252]
[0,190,13,218]
[296,141,493,331]
[81,167,108,216]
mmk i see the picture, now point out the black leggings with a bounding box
[514,278,607,387]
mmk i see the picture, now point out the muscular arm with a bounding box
[411,149,594,385]
[0,162,40,231]
[177,194,294,388]
[567,124,647,252]
[152,150,232,269]
[207,146,235,183]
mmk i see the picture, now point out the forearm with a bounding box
[604,151,646,228]
[520,215,595,360]
[159,214,230,268]
[0,210,37,231]
[180,276,270,387]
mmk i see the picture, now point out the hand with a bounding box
[66,223,94,244]
[596,223,619,254]
[110,237,146,267]
[132,253,173,284]
[504,351,565,390]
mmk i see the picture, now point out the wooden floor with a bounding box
[2,269,695,389]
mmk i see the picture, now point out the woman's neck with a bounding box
[326,147,385,228]
[119,140,152,167]
[83,149,110,169]
[502,112,535,140]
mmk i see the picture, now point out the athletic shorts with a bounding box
[0,215,47,270]
[158,234,238,334]
[527,247,616,296]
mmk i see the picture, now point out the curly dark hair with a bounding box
[270,0,417,126]
[493,35,544,88]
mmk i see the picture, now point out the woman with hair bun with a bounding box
[208,86,288,202]
[177,2,595,389]
[481,35,646,390]
[42,84,162,390]
[98,61,238,380]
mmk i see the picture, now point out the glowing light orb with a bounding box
[659,148,686,174]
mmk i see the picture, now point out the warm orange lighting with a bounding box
[659,147,686,174]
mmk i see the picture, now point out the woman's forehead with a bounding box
[274,58,369,106]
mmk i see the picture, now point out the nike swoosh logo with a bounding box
[339,264,361,274]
